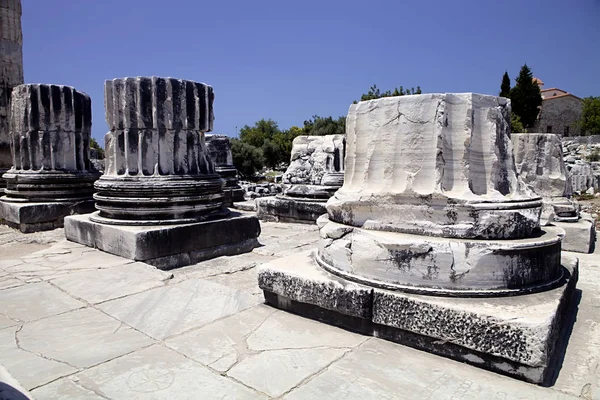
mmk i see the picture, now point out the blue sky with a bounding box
[22,0,600,143]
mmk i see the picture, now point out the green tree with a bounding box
[89,137,105,159]
[230,139,264,179]
[357,84,422,102]
[273,126,303,164]
[578,96,600,136]
[510,64,542,129]
[302,115,345,136]
[511,113,524,133]
[238,119,280,148]
[499,71,511,98]
[261,139,280,169]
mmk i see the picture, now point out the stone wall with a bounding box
[534,96,582,137]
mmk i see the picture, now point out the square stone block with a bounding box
[256,196,327,223]
[64,212,261,270]
[0,199,95,233]
[258,250,579,385]
[553,218,596,253]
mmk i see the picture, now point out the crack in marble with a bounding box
[13,324,80,370]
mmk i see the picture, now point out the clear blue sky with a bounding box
[22,0,600,143]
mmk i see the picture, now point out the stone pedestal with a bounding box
[0,84,100,232]
[0,0,24,189]
[258,93,578,384]
[513,133,595,253]
[64,77,260,268]
[206,134,244,205]
[257,134,345,223]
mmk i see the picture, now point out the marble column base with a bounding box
[64,212,261,270]
[258,250,579,385]
[552,218,596,254]
[223,186,246,206]
[256,195,328,223]
[0,198,95,233]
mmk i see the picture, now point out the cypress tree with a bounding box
[510,64,542,129]
[499,71,511,98]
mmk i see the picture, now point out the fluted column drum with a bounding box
[327,93,542,240]
[317,93,562,296]
[92,77,227,225]
[0,0,24,187]
[206,134,244,204]
[2,84,100,201]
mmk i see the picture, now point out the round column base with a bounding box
[2,170,100,202]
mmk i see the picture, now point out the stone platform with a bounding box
[258,250,579,385]
[64,212,260,269]
[256,195,327,223]
[0,199,95,233]
[553,218,596,254]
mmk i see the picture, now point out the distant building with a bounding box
[532,78,582,137]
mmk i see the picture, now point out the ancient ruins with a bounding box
[0,84,100,232]
[63,77,260,269]
[513,133,595,253]
[206,134,245,205]
[257,134,345,222]
[258,93,578,384]
[0,0,24,189]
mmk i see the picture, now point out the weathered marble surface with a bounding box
[0,0,23,187]
[512,133,577,223]
[2,84,99,201]
[329,93,540,240]
[206,134,245,205]
[1,222,598,398]
[258,250,579,384]
[94,77,224,224]
[283,135,345,187]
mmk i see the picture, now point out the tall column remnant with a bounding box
[64,77,260,269]
[0,0,24,189]
[257,134,345,222]
[205,134,245,206]
[258,93,578,385]
[0,84,100,232]
[512,132,595,253]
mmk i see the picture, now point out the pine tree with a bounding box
[499,71,511,98]
[510,64,542,129]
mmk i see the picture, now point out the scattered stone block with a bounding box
[257,135,345,223]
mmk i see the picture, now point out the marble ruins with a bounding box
[0,84,100,232]
[258,93,579,384]
[513,133,595,253]
[64,77,260,269]
[206,134,245,205]
[0,0,24,189]
[257,134,345,222]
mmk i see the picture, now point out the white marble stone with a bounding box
[0,282,84,322]
[58,345,266,400]
[16,308,154,369]
[98,279,260,340]
[228,348,348,397]
[284,338,569,400]
[50,262,172,304]
[283,135,345,187]
[0,325,77,390]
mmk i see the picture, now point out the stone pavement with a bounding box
[0,221,598,399]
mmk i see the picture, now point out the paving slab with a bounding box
[284,338,573,400]
[205,267,263,299]
[0,313,17,330]
[98,278,261,340]
[0,271,22,290]
[0,326,78,390]
[51,262,173,304]
[0,282,84,322]
[166,305,277,372]
[228,347,349,397]
[30,378,105,400]
[34,345,267,400]
[16,308,154,370]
